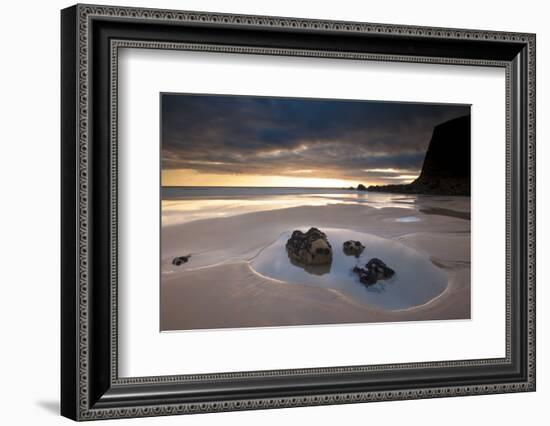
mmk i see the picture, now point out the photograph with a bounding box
[160,94,472,331]
[56,2,536,421]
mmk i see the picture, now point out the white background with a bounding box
[0,0,547,425]
[119,49,505,377]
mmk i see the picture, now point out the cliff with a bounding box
[367,115,471,195]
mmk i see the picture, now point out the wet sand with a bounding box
[160,200,470,331]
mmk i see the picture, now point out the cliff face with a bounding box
[413,115,471,190]
[367,115,471,196]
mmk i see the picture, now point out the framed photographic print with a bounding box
[61,4,536,421]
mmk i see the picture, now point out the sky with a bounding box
[161,94,470,188]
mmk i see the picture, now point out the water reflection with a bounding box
[251,228,448,310]
[162,187,470,226]
[288,256,332,275]
[395,216,421,223]
[161,195,355,226]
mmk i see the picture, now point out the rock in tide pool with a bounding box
[251,228,448,310]
[353,258,395,286]
[286,227,332,266]
[343,240,365,257]
[172,255,190,266]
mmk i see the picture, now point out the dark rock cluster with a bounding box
[342,240,365,257]
[172,255,191,266]
[286,227,332,266]
[353,258,395,286]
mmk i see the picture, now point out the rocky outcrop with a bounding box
[343,240,365,257]
[366,115,471,196]
[353,258,395,286]
[286,228,332,266]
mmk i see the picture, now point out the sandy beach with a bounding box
[160,190,471,331]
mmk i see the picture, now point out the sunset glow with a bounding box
[161,94,469,188]
[162,169,368,188]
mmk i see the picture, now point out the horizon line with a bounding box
[161,185,360,189]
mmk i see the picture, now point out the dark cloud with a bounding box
[161,94,470,184]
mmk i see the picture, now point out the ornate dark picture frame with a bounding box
[61,4,536,421]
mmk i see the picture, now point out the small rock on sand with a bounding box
[172,255,191,266]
